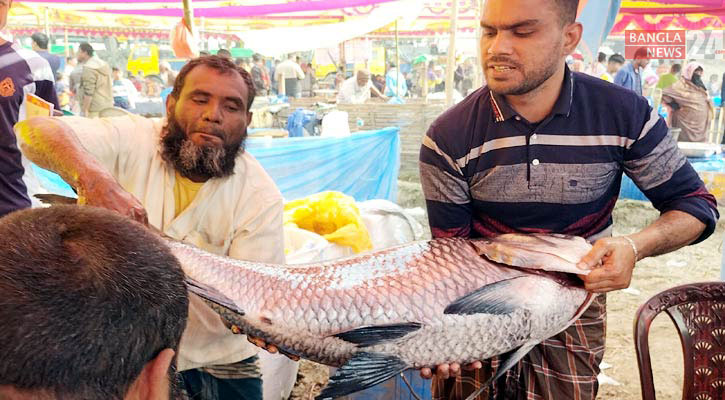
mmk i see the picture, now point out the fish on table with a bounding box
[34,194,595,400]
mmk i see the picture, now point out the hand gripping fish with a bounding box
[171,233,595,399]
[34,195,594,399]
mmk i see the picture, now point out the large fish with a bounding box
[171,233,595,400]
[34,194,594,399]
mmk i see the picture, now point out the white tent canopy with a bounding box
[237,0,422,57]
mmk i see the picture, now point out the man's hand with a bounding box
[577,237,637,293]
[78,174,148,225]
[419,361,483,380]
[247,336,300,361]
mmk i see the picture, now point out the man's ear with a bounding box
[563,22,583,56]
[126,348,175,400]
[246,111,253,126]
[165,95,176,118]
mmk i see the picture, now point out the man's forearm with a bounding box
[629,210,706,260]
[16,117,110,191]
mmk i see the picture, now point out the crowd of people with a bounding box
[578,49,724,143]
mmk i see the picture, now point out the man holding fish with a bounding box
[419,0,718,399]
[15,56,286,400]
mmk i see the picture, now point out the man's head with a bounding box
[66,56,76,67]
[0,205,188,400]
[671,63,681,75]
[632,47,650,69]
[31,32,49,51]
[253,53,262,64]
[163,55,256,182]
[480,0,582,96]
[356,69,371,87]
[0,0,12,32]
[216,48,231,59]
[77,42,93,63]
[607,54,625,74]
[597,52,606,64]
[112,66,122,81]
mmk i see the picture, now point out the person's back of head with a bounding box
[0,205,188,400]
[79,42,93,57]
[216,48,231,59]
[31,32,49,51]
[597,52,606,63]
[671,63,682,75]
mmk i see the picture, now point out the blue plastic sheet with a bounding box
[30,127,401,203]
[247,127,400,202]
[620,154,725,201]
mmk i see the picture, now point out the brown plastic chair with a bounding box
[633,282,725,400]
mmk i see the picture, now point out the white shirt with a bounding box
[337,77,373,104]
[61,114,285,370]
[274,59,304,81]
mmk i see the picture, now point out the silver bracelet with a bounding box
[622,236,639,262]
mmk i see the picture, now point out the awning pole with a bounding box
[183,0,195,35]
[395,19,400,97]
[445,0,459,107]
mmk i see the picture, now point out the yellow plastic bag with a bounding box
[284,191,372,253]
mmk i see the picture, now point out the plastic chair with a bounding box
[633,282,725,400]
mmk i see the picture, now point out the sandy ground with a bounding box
[290,175,725,400]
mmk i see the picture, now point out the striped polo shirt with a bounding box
[0,41,58,217]
[420,66,718,242]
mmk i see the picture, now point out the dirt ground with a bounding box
[290,174,725,400]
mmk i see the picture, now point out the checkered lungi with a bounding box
[432,295,606,400]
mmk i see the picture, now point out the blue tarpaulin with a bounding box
[247,127,400,202]
[30,127,401,203]
[620,154,725,201]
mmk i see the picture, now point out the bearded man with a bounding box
[418,0,717,399]
[16,55,285,400]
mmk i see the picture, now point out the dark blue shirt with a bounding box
[420,66,718,243]
[0,42,59,217]
[37,50,61,80]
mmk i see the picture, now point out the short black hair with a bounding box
[608,54,625,65]
[0,205,188,399]
[553,0,580,25]
[112,66,120,72]
[171,55,256,112]
[671,63,682,74]
[253,53,262,62]
[31,32,49,50]
[216,48,231,58]
[78,42,94,57]
[597,52,607,63]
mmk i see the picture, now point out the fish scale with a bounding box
[172,234,594,399]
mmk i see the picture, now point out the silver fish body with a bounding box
[170,234,594,399]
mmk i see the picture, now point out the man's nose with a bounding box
[486,32,514,56]
[202,101,222,123]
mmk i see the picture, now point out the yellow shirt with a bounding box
[173,171,204,218]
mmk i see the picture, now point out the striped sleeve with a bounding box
[623,103,719,243]
[419,122,473,239]
[15,46,59,109]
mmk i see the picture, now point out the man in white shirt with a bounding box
[337,69,387,104]
[274,54,305,97]
[16,55,284,400]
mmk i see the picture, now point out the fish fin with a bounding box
[185,277,245,316]
[316,352,408,399]
[34,193,78,205]
[333,323,422,346]
[444,277,523,315]
[462,342,538,400]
